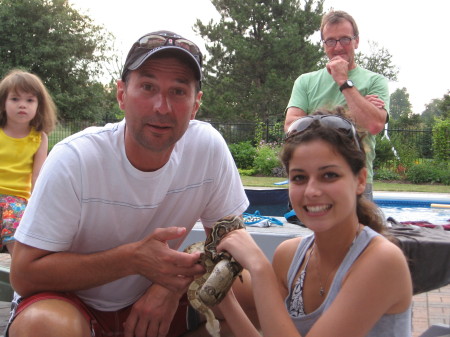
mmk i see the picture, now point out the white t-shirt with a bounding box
[15,119,249,310]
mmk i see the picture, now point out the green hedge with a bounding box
[406,162,450,185]
[228,141,256,170]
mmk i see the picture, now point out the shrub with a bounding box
[406,162,450,185]
[391,140,420,171]
[374,168,402,181]
[253,141,282,176]
[228,141,256,170]
[374,135,397,169]
[432,118,450,162]
[253,120,284,145]
[442,170,450,185]
[238,168,255,176]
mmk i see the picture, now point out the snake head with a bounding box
[205,215,244,257]
[215,251,236,265]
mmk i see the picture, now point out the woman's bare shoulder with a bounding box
[273,237,302,271]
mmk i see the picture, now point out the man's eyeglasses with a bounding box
[323,36,356,48]
[284,115,361,151]
[136,33,203,66]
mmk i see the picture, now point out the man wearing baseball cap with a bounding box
[7,31,249,337]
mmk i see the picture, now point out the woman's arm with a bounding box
[215,289,261,337]
[217,230,302,337]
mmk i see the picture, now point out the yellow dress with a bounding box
[0,127,42,200]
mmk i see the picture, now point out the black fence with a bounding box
[48,118,285,148]
[49,118,435,159]
[382,128,434,159]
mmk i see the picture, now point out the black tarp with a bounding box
[389,224,450,294]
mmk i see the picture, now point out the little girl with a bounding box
[0,69,57,254]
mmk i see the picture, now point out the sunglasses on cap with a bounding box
[285,115,361,151]
[136,33,203,66]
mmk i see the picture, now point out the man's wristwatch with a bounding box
[339,79,354,92]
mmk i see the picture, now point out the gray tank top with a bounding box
[284,226,411,336]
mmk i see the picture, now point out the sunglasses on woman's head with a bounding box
[284,115,361,151]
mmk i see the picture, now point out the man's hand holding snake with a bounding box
[132,227,204,293]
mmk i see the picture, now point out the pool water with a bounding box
[243,188,450,226]
[381,206,450,226]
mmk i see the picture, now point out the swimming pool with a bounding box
[381,206,449,225]
[244,189,450,226]
[376,192,450,226]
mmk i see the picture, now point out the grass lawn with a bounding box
[240,176,450,193]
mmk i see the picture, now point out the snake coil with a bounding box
[184,215,244,337]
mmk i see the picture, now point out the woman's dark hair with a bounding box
[281,108,387,235]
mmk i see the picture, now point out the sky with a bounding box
[69,0,449,113]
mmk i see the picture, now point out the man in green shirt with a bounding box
[285,10,389,200]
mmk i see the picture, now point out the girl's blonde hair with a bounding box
[0,69,57,133]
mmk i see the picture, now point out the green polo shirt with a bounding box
[286,66,390,183]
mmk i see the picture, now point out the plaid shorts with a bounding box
[0,194,27,250]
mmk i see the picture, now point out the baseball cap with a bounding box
[121,30,203,85]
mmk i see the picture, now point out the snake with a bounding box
[184,215,244,337]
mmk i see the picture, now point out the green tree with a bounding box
[432,118,450,162]
[355,41,398,81]
[390,87,412,121]
[422,91,450,128]
[422,98,441,128]
[0,0,116,121]
[388,87,422,128]
[436,91,450,120]
[195,0,324,122]
[388,87,430,159]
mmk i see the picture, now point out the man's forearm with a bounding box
[11,242,137,297]
[342,89,387,134]
[284,107,307,132]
